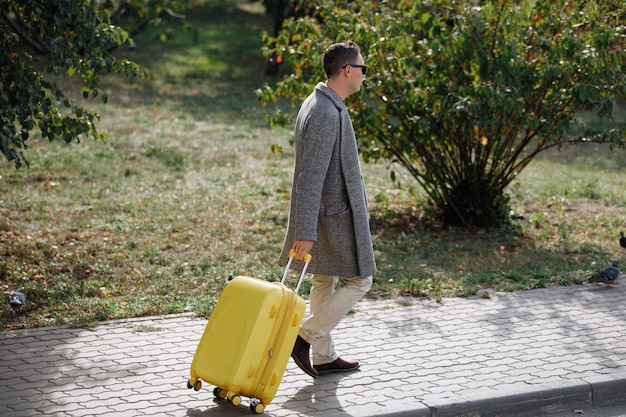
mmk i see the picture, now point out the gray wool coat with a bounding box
[278,82,376,279]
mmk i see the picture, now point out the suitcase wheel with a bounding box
[227,393,242,407]
[186,379,202,391]
[212,387,227,400]
[250,399,265,414]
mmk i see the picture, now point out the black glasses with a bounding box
[341,64,367,75]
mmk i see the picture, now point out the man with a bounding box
[279,40,376,378]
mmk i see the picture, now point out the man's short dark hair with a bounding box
[323,41,361,79]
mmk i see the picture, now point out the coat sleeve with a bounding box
[292,107,340,242]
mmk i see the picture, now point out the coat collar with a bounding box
[315,82,347,111]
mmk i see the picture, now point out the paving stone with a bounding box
[2,285,626,416]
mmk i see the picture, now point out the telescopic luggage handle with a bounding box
[281,249,311,294]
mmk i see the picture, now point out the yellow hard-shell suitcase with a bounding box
[187,252,310,414]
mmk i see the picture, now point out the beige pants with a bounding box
[299,274,373,365]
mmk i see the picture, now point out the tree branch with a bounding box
[1,6,50,54]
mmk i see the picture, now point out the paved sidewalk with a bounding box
[2,283,626,417]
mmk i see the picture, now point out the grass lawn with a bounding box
[1,0,625,330]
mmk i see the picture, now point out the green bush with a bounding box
[258,0,626,227]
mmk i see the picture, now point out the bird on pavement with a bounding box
[9,291,26,310]
[620,232,626,249]
[588,261,620,287]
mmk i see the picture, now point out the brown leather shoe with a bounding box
[313,357,360,376]
[291,335,318,378]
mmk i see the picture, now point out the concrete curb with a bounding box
[584,372,626,408]
[310,375,626,417]
[425,379,592,417]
